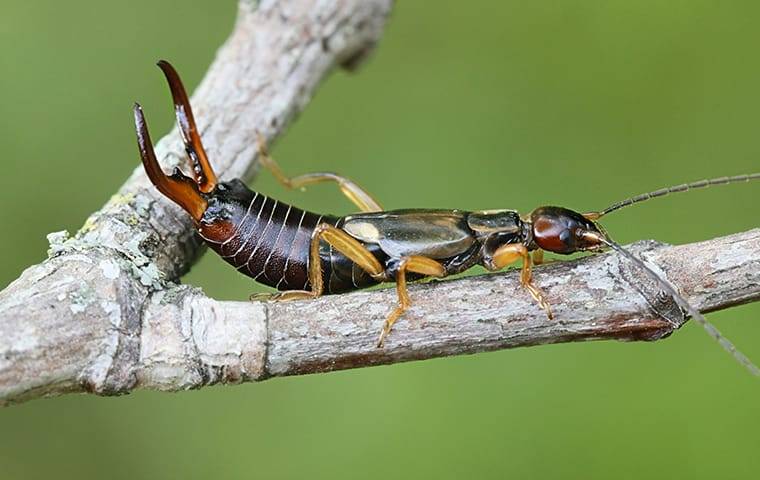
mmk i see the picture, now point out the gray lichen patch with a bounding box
[69,285,97,315]
[46,230,71,258]
[121,233,163,290]
[47,192,169,291]
[99,259,121,280]
[135,263,161,288]
[122,233,151,266]
[132,194,154,219]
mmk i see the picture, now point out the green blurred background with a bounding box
[1,1,759,478]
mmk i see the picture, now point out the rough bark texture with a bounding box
[0,0,395,405]
[1,0,758,407]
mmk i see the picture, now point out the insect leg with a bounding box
[490,244,553,319]
[377,256,446,348]
[256,132,383,213]
[272,223,386,301]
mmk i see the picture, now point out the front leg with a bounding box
[487,243,553,319]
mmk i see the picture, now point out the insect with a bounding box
[135,60,760,374]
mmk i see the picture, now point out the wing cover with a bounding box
[342,209,475,259]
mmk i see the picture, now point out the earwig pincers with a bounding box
[135,61,760,375]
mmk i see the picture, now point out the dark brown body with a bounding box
[195,180,526,295]
[197,179,383,293]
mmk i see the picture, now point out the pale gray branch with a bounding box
[1,0,759,407]
[0,0,394,405]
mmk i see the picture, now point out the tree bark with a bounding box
[0,0,395,405]
[1,0,758,407]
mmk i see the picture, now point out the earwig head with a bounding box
[133,61,219,222]
[529,206,605,254]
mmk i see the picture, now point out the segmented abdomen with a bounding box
[200,189,382,294]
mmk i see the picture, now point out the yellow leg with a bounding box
[490,244,553,319]
[271,223,386,301]
[377,256,446,348]
[256,132,383,212]
[532,249,545,265]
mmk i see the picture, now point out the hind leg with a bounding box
[257,132,383,212]
[271,223,386,301]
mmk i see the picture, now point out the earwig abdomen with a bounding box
[198,179,382,294]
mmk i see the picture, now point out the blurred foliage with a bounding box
[1,1,759,479]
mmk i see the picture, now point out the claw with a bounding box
[156,60,218,193]
[133,103,207,221]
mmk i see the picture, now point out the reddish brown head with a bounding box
[529,206,606,254]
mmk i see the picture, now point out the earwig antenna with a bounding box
[590,233,760,376]
[586,173,760,220]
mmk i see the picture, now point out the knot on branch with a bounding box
[611,239,686,340]
[138,286,268,391]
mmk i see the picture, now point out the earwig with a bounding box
[135,61,760,375]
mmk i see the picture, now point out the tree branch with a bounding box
[0,0,394,405]
[140,229,760,383]
[1,0,758,406]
